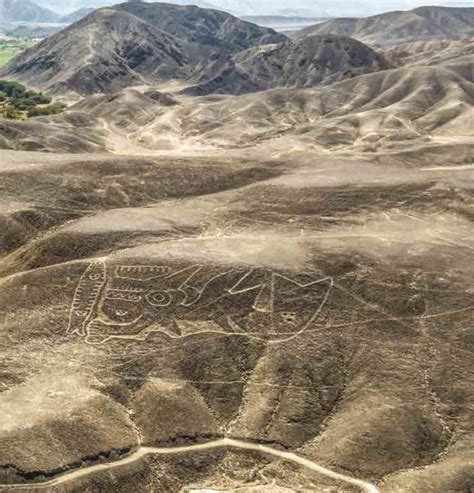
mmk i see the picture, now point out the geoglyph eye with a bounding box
[89,273,102,281]
[146,290,172,307]
[115,309,129,317]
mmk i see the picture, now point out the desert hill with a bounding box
[0,2,286,96]
[383,37,474,67]
[2,8,192,96]
[115,2,285,52]
[293,6,474,47]
[1,55,472,159]
[0,0,60,22]
[78,56,474,156]
[187,34,391,95]
[0,111,107,153]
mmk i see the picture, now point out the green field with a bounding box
[0,79,66,120]
[0,40,35,67]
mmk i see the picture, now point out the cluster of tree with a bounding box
[0,80,66,119]
[27,102,67,117]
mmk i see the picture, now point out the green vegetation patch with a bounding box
[0,39,35,67]
[0,79,66,120]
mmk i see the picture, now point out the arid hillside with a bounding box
[1,55,471,156]
[0,145,472,493]
[382,38,474,67]
[0,2,286,96]
[186,34,391,95]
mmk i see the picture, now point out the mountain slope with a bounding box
[0,0,60,22]
[0,2,286,96]
[115,1,286,52]
[187,34,391,95]
[4,54,470,156]
[82,56,473,155]
[1,8,191,96]
[293,6,474,47]
[383,37,474,67]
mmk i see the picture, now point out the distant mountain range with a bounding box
[293,6,474,46]
[0,0,60,23]
[15,0,459,18]
[32,0,225,14]
[59,7,95,23]
[4,3,473,98]
[241,15,328,33]
[6,1,474,29]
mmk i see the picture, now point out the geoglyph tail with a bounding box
[67,261,106,336]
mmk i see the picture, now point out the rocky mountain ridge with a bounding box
[293,6,474,47]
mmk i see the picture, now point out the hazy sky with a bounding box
[210,0,473,15]
[34,0,474,16]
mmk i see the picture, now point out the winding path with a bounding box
[0,438,378,492]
